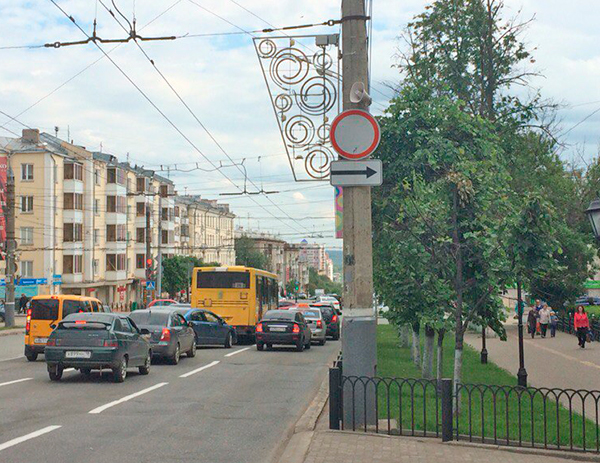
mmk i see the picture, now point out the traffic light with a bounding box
[146,256,155,280]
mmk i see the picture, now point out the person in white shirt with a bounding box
[538,304,551,338]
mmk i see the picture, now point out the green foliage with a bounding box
[162,255,206,297]
[234,235,271,271]
[306,268,342,297]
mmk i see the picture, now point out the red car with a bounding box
[148,299,178,308]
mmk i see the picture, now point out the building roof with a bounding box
[0,133,68,156]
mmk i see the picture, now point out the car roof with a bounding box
[62,312,118,322]
[132,307,178,314]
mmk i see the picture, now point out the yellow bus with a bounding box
[191,266,279,339]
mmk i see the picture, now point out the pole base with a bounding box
[480,349,488,364]
[517,368,528,388]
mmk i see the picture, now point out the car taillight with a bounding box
[317,320,323,329]
[25,309,31,334]
[104,339,118,347]
[160,328,171,342]
[293,324,300,333]
[256,323,263,333]
[46,338,56,346]
[332,314,338,323]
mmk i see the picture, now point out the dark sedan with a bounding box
[177,308,237,348]
[129,308,196,364]
[45,312,151,383]
[255,310,312,352]
[311,303,340,340]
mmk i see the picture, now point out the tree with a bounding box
[306,268,342,297]
[234,236,270,270]
[162,256,206,297]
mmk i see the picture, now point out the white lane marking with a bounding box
[0,356,24,363]
[0,425,61,453]
[0,378,32,388]
[179,360,220,378]
[64,368,75,372]
[224,347,251,358]
[88,382,168,415]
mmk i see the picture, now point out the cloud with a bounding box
[293,192,306,201]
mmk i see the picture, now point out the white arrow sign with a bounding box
[330,160,383,187]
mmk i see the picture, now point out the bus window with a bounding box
[256,276,263,318]
[197,271,250,289]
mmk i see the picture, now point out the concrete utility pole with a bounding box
[156,195,163,297]
[145,202,152,307]
[4,158,16,327]
[341,0,377,425]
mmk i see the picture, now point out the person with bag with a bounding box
[539,304,551,338]
[527,307,538,339]
[574,305,590,348]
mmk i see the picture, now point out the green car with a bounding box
[45,312,152,383]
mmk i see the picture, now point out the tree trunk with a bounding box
[453,336,463,415]
[411,322,421,367]
[398,324,410,348]
[436,328,445,385]
[422,325,435,379]
[451,186,464,415]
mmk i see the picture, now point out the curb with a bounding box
[446,440,600,462]
[272,350,338,463]
[0,328,25,337]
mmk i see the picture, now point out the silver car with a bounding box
[298,308,327,345]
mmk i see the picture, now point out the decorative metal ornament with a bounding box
[254,35,341,181]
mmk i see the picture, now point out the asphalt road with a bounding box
[0,334,338,463]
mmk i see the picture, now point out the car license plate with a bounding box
[34,338,48,344]
[65,351,91,359]
[269,326,287,332]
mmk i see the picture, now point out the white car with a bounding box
[316,295,341,312]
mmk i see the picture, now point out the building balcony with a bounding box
[105,241,127,253]
[134,216,151,228]
[106,212,127,225]
[106,270,127,282]
[63,179,84,194]
[62,242,84,252]
[160,220,175,231]
[134,268,146,280]
[105,183,127,196]
[63,210,83,224]
[62,273,83,284]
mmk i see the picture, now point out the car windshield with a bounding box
[263,311,295,321]
[129,311,170,326]
[300,309,321,319]
[30,299,59,320]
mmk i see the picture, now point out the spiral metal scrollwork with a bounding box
[295,76,337,116]
[269,48,310,89]
[305,146,333,179]
[317,123,331,142]
[274,94,293,113]
[313,51,333,73]
[284,115,315,148]
[257,39,277,58]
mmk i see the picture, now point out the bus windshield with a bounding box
[197,271,250,289]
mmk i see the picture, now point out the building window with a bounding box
[106,254,126,271]
[94,169,100,185]
[161,208,169,221]
[136,228,145,243]
[93,259,99,275]
[94,228,99,244]
[136,177,146,193]
[20,227,33,245]
[64,223,83,242]
[21,164,33,181]
[20,196,33,213]
[63,254,82,274]
[107,195,126,213]
[162,230,169,244]
[94,199,99,214]
[21,260,33,278]
[136,202,146,217]
[136,254,145,269]
[106,224,127,242]
[64,193,83,210]
[107,167,126,185]
[64,162,83,181]
[160,184,170,198]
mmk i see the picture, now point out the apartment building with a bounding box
[0,129,236,305]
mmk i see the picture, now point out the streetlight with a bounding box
[585,200,600,239]
[516,281,527,388]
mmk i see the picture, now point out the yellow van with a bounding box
[24,295,107,361]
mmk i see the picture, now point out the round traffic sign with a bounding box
[330,109,381,160]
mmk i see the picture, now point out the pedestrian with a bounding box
[18,293,28,314]
[574,305,590,348]
[539,304,551,338]
[549,310,558,338]
[527,307,538,339]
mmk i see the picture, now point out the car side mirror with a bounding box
[50,323,56,329]
[219,319,225,325]
[188,321,194,327]
[140,328,150,335]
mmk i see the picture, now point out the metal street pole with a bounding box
[517,280,528,387]
[145,202,152,307]
[480,323,488,364]
[341,0,377,426]
[156,194,163,297]
[4,157,15,327]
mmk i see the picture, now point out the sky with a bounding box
[1,0,599,250]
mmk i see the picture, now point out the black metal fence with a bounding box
[557,314,600,341]
[329,362,600,453]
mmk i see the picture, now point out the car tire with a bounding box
[169,344,180,365]
[319,338,326,346]
[332,332,340,341]
[224,332,233,349]
[187,341,197,358]
[256,342,264,351]
[80,368,92,376]
[48,364,63,381]
[266,343,273,350]
[305,340,311,350]
[296,339,304,352]
[113,356,128,383]
[139,351,151,375]
[26,352,38,362]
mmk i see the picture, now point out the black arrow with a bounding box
[331,166,377,178]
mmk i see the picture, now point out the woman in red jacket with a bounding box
[574,305,590,348]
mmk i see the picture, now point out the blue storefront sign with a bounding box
[52,274,62,285]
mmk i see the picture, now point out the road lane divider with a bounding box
[0,425,61,453]
[0,378,32,388]
[179,360,220,378]
[224,347,252,358]
[88,382,168,415]
[0,356,24,363]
